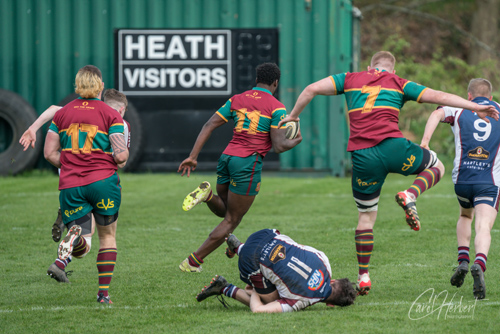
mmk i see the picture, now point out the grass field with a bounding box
[1,171,499,333]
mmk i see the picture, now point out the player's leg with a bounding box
[470,197,498,300]
[450,200,473,288]
[89,172,121,304]
[52,208,65,242]
[196,275,252,307]
[385,138,443,231]
[351,148,387,296]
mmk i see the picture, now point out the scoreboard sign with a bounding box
[114,28,279,171]
[117,29,231,95]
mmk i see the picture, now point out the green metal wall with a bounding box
[0,0,357,175]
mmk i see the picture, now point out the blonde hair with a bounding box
[103,88,128,111]
[370,51,396,71]
[75,65,103,99]
[468,78,492,98]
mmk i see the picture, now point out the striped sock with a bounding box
[97,248,117,298]
[204,190,213,202]
[222,284,240,298]
[355,229,374,275]
[474,253,487,272]
[55,257,70,270]
[458,246,470,263]
[408,167,441,199]
[188,252,203,268]
[71,237,88,258]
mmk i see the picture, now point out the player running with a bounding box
[421,78,500,299]
[19,89,131,242]
[43,65,128,304]
[177,63,302,272]
[279,51,499,295]
[196,229,357,312]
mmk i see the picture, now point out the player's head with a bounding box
[103,89,128,117]
[467,78,493,100]
[75,65,104,99]
[325,278,357,307]
[369,51,396,73]
[256,63,281,93]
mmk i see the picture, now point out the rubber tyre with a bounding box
[0,89,42,175]
[57,92,143,172]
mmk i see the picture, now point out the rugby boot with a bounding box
[450,261,469,288]
[225,234,242,258]
[179,258,202,272]
[470,264,486,299]
[47,263,70,283]
[52,208,65,242]
[97,292,113,304]
[57,225,82,261]
[182,181,211,211]
[356,273,371,296]
[196,275,229,302]
[395,190,420,231]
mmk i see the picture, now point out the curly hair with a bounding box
[331,278,357,307]
[256,63,281,85]
[75,65,103,99]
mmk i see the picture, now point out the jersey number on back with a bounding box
[235,108,262,134]
[361,85,382,113]
[66,123,98,154]
[473,119,491,142]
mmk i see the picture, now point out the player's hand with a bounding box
[277,115,300,129]
[177,157,197,177]
[420,143,430,150]
[19,127,37,151]
[475,104,499,122]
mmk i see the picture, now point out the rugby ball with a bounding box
[284,121,300,139]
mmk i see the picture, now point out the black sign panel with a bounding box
[114,28,279,171]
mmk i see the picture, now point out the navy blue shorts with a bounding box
[238,229,279,294]
[455,184,500,210]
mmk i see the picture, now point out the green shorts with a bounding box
[216,153,263,196]
[351,138,425,195]
[59,172,122,224]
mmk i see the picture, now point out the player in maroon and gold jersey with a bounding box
[177,63,302,272]
[280,51,499,295]
[44,65,128,304]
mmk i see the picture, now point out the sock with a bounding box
[204,190,213,202]
[71,236,88,258]
[408,167,441,199]
[458,246,470,264]
[55,258,69,270]
[222,284,240,298]
[355,229,373,275]
[97,248,117,297]
[235,243,244,256]
[188,252,204,268]
[474,253,487,272]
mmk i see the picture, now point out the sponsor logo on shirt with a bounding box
[74,101,95,109]
[468,146,489,160]
[307,269,325,291]
[269,244,286,263]
[245,92,262,100]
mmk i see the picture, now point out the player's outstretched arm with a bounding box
[270,127,302,153]
[278,77,336,128]
[19,105,62,151]
[43,131,62,168]
[178,114,226,177]
[420,89,499,122]
[420,108,445,149]
[110,133,129,165]
[249,290,282,313]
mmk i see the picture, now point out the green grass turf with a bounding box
[1,171,499,333]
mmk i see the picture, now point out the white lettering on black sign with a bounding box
[117,30,231,95]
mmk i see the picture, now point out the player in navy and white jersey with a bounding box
[421,78,500,299]
[196,229,356,313]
